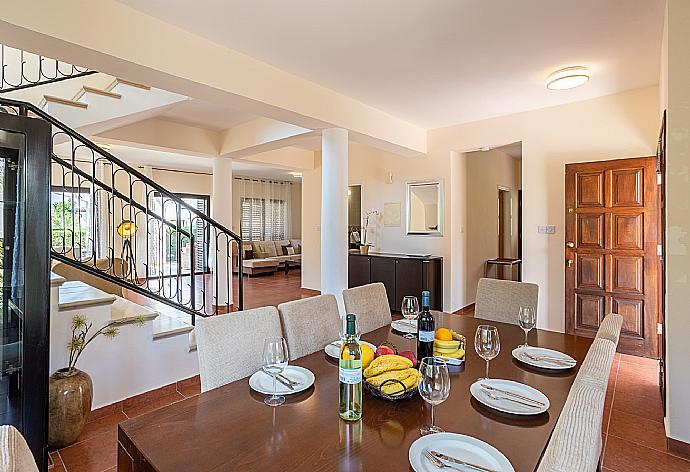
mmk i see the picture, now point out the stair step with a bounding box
[152,315,193,339]
[105,77,151,92]
[111,296,159,323]
[50,272,66,287]
[73,85,122,102]
[58,280,117,311]
[40,95,88,109]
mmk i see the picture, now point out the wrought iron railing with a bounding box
[0,97,243,323]
[0,44,97,93]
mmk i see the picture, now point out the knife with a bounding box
[480,383,546,406]
[275,374,295,390]
[430,450,499,472]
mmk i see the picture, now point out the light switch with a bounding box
[538,225,556,234]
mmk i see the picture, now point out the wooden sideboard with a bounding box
[348,252,443,311]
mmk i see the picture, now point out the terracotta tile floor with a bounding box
[51,279,690,471]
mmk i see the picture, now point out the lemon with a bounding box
[342,344,375,369]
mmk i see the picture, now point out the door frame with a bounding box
[0,110,52,470]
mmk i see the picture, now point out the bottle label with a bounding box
[339,367,362,385]
[419,330,435,343]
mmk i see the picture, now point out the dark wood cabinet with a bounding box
[348,252,443,311]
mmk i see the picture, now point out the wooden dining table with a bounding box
[118,313,593,472]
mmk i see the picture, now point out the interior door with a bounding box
[565,157,659,358]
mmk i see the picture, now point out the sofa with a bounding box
[232,239,301,276]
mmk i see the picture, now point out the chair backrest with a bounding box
[278,295,341,360]
[342,283,392,334]
[195,306,282,392]
[536,382,605,472]
[595,313,624,344]
[574,338,618,391]
[474,278,538,325]
[0,425,39,472]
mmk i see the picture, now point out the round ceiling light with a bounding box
[547,66,590,90]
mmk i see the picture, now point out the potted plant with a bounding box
[48,314,145,448]
[360,210,380,255]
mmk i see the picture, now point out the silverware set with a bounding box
[274,373,301,390]
[423,449,498,472]
[523,352,576,367]
[480,383,545,408]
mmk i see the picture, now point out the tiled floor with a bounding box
[51,282,690,471]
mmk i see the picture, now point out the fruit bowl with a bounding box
[364,377,419,401]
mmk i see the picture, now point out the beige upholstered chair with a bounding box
[195,306,282,392]
[574,338,617,391]
[278,295,341,360]
[595,313,624,344]
[342,283,392,334]
[0,425,38,472]
[536,382,605,472]
[474,278,539,325]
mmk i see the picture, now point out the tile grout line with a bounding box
[607,433,690,464]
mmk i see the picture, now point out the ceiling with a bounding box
[109,145,303,181]
[158,99,256,131]
[117,0,665,129]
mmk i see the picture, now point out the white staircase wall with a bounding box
[50,281,199,409]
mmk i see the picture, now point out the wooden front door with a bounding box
[565,157,660,358]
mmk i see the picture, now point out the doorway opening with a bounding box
[464,142,522,301]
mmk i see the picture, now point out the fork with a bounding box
[277,373,301,387]
[483,389,541,408]
[422,449,464,471]
[524,352,575,366]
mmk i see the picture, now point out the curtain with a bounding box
[234,177,292,241]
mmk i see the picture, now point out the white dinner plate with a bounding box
[409,432,514,472]
[248,365,315,395]
[324,340,377,359]
[512,346,577,370]
[391,319,418,334]
[470,379,550,416]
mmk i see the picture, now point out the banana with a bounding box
[434,348,465,359]
[363,355,413,378]
[380,369,421,396]
[434,339,461,350]
[365,368,417,387]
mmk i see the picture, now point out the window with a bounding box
[241,197,287,241]
[51,187,94,258]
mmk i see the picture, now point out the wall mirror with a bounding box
[406,181,443,235]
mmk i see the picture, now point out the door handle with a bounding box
[566,241,575,248]
[567,259,574,268]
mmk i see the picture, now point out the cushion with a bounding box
[294,244,302,254]
[253,241,278,258]
[243,248,254,260]
[281,245,292,255]
[286,246,296,255]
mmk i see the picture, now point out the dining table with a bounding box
[118,312,593,471]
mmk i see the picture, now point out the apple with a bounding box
[375,345,396,357]
[399,350,417,367]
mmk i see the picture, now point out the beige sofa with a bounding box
[233,240,301,276]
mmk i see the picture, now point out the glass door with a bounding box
[0,111,51,470]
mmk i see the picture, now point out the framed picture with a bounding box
[383,202,401,227]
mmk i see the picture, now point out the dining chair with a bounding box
[278,294,341,360]
[574,338,618,391]
[342,282,392,334]
[536,382,605,472]
[0,425,39,472]
[595,312,624,344]
[473,278,539,325]
[195,306,282,392]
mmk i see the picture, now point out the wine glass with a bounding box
[518,306,536,348]
[474,325,500,380]
[417,357,451,435]
[262,337,289,407]
[401,296,420,339]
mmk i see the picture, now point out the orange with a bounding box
[435,328,453,341]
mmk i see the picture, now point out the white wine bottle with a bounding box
[339,313,362,421]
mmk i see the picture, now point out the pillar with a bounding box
[321,128,349,313]
[212,157,233,308]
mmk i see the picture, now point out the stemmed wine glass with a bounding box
[418,357,451,435]
[474,325,500,380]
[262,337,289,407]
[401,296,420,339]
[518,306,536,348]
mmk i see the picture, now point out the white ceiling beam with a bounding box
[0,0,426,155]
[219,118,314,158]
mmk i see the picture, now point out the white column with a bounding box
[212,157,233,308]
[321,128,349,313]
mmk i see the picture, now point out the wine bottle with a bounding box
[339,313,363,421]
[417,290,435,360]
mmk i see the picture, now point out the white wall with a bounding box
[301,152,322,290]
[664,0,690,447]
